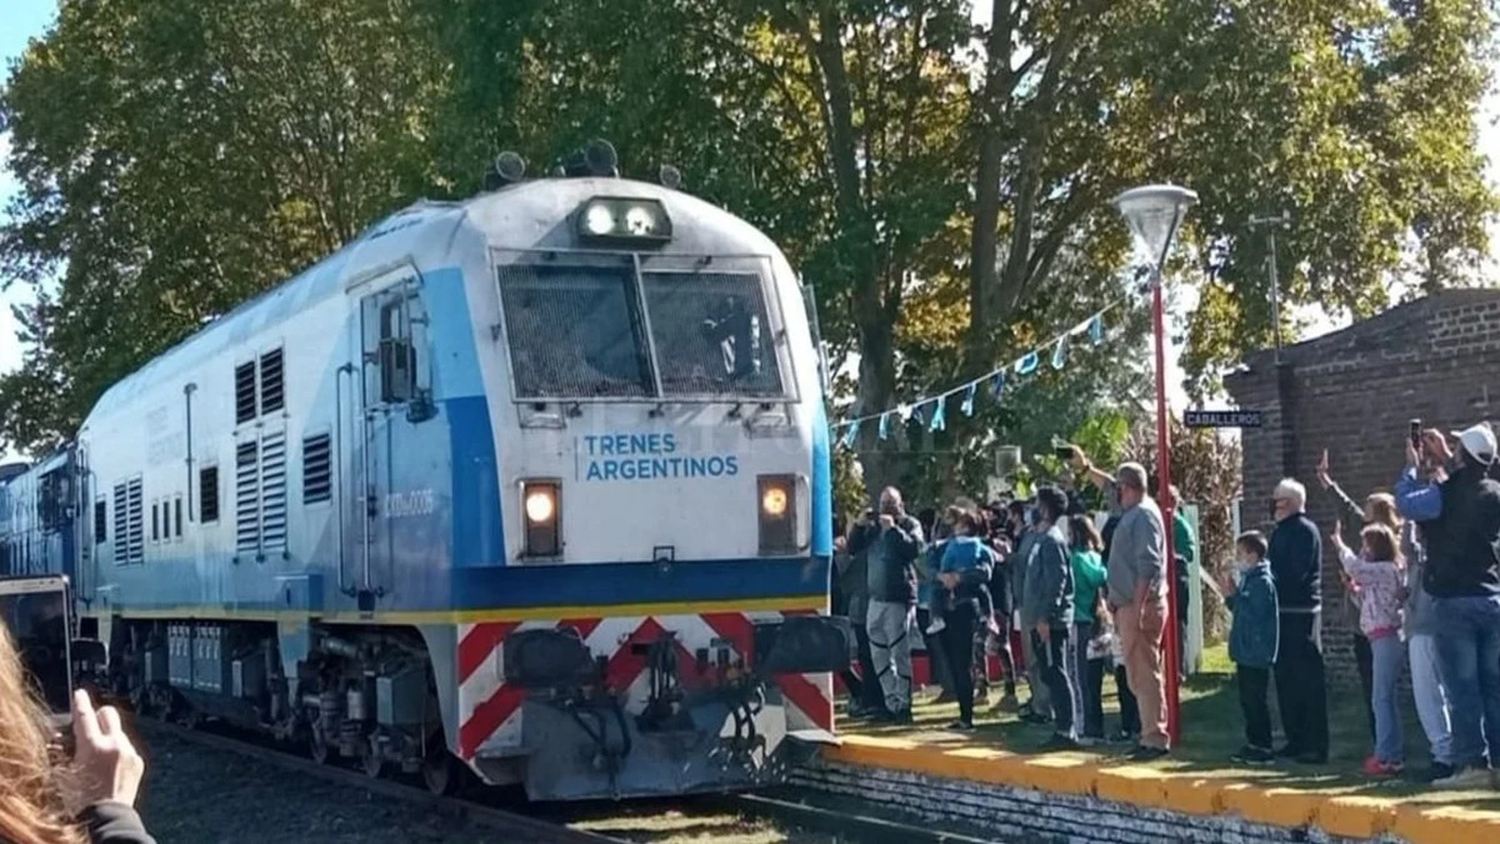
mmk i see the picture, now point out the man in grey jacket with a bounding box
[1022,486,1077,749]
[1005,501,1049,720]
[1108,462,1171,760]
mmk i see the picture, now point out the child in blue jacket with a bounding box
[1222,530,1279,765]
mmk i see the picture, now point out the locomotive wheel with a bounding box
[421,749,457,796]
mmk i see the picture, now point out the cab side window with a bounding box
[362,281,432,419]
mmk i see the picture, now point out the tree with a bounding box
[2,0,1493,478]
[1,0,452,450]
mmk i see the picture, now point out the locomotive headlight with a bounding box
[521,480,561,558]
[583,204,615,236]
[757,474,797,556]
[625,205,657,236]
[575,197,673,245]
[761,486,788,518]
[525,489,556,523]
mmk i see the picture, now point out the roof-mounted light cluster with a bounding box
[576,196,673,246]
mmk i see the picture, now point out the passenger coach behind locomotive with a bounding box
[73,141,848,800]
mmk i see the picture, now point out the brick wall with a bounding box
[790,761,1374,843]
[1224,289,1500,686]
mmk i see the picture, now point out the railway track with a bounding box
[131,717,626,844]
[131,716,999,843]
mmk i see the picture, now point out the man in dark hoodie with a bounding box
[1397,423,1500,790]
[854,486,925,723]
[1022,486,1077,749]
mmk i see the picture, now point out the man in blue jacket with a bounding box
[1397,423,1500,790]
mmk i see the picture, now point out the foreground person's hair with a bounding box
[0,624,83,844]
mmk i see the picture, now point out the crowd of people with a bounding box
[833,423,1500,790]
[833,454,1191,761]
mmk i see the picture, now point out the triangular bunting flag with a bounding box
[1089,313,1104,345]
[842,419,860,449]
[911,402,929,426]
[1015,352,1039,376]
[990,371,1006,400]
[1051,335,1069,370]
[878,412,891,440]
[961,383,978,417]
[929,397,947,432]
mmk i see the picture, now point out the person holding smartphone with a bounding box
[1396,422,1500,789]
[0,624,156,844]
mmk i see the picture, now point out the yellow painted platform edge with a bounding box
[822,743,1500,840]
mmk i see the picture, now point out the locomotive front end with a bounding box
[452,167,845,800]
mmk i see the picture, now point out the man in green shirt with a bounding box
[1168,485,1197,683]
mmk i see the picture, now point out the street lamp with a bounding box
[1112,184,1197,747]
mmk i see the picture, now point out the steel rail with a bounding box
[132,719,625,844]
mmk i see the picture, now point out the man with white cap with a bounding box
[1396,421,1500,789]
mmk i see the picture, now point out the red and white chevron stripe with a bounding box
[455,611,833,760]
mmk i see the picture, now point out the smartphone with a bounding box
[0,575,76,729]
[1053,443,1076,460]
[1410,419,1422,449]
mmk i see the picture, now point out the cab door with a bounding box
[351,272,435,611]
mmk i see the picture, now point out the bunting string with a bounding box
[831,299,1123,436]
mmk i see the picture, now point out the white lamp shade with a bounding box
[1112,184,1198,267]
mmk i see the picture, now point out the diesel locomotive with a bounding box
[0,142,847,801]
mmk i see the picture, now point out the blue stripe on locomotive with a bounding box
[810,401,833,559]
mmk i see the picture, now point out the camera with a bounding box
[1410,419,1422,449]
[1053,443,1077,460]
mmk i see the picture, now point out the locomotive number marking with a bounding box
[384,489,436,518]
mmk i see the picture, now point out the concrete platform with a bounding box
[806,733,1500,842]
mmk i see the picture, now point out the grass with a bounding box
[841,644,1500,812]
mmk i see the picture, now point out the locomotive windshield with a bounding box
[640,270,782,398]
[499,263,656,398]
[497,259,787,401]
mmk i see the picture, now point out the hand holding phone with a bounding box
[69,689,146,809]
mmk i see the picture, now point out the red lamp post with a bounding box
[1112,184,1198,746]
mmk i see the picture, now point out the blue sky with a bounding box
[0,0,57,463]
[0,1,1495,460]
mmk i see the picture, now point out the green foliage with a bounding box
[0,0,1493,474]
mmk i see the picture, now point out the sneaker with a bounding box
[1295,750,1330,765]
[1039,733,1081,752]
[992,693,1020,712]
[1275,744,1302,759]
[1362,756,1404,777]
[1110,730,1139,745]
[925,618,947,635]
[1432,766,1494,790]
[1422,762,1455,783]
[1077,735,1102,748]
[946,720,976,733]
[1230,745,1275,766]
